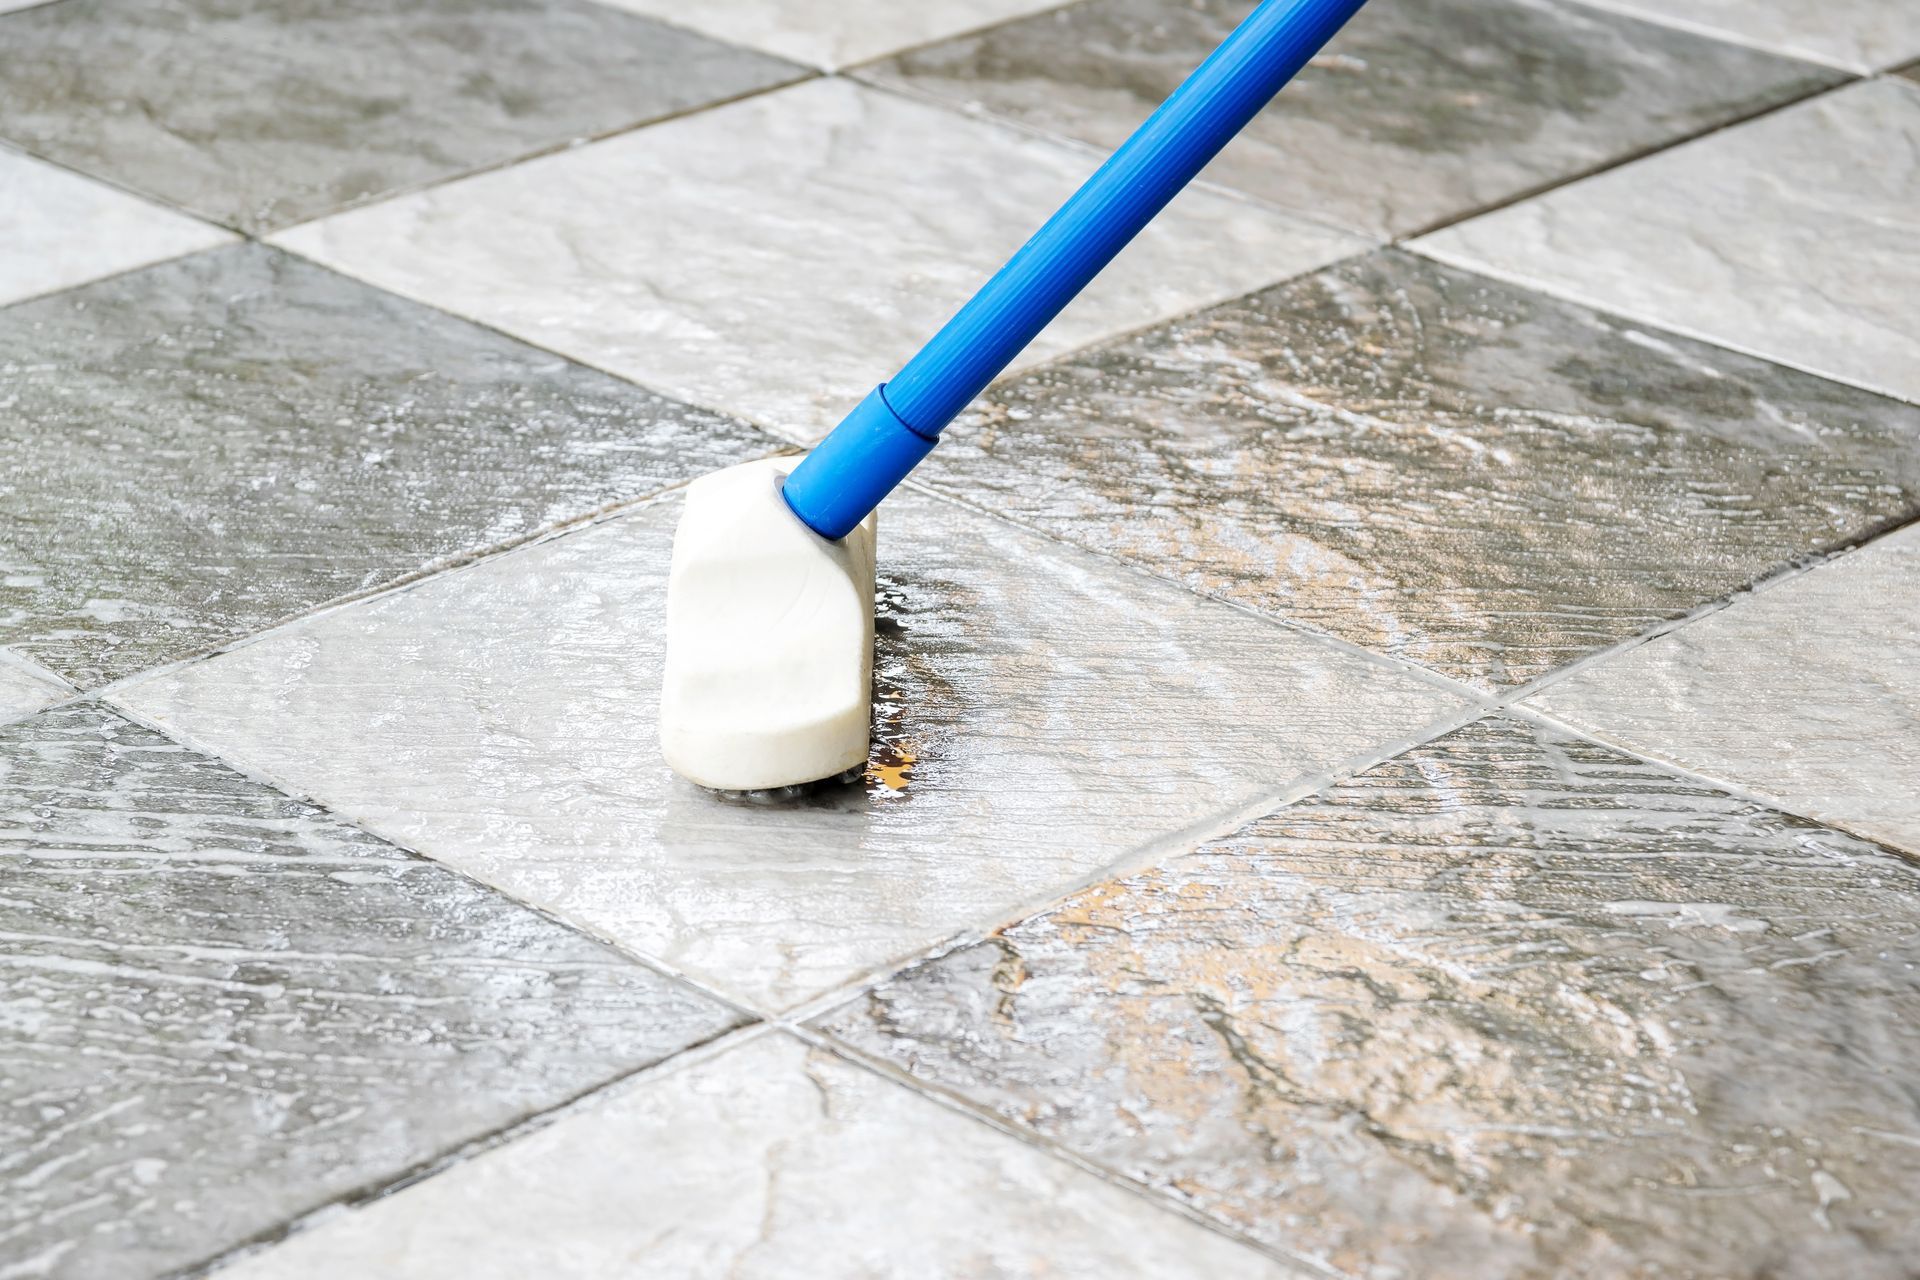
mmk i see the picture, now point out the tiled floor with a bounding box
[2,0,1917,1277]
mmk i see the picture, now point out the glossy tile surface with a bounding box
[818,715,1920,1279]
[1419,79,1920,404]
[0,0,801,232]
[0,652,68,724]
[112,488,1464,1010]
[0,148,230,306]
[0,704,744,1280]
[1534,523,1920,856]
[1570,0,1920,71]
[275,78,1362,440]
[0,243,772,688]
[595,0,1074,70]
[922,250,1920,689]
[859,0,1837,239]
[213,1034,1289,1279]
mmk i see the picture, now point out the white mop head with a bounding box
[659,456,877,791]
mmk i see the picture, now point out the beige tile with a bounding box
[1532,523,1920,856]
[1418,80,1920,404]
[211,1034,1292,1279]
[274,78,1362,441]
[111,487,1464,1010]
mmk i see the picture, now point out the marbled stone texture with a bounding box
[0,652,67,725]
[1570,0,1920,72]
[111,487,1465,1011]
[1534,522,1920,857]
[274,77,1363,440]
[1418,79,1920,405]
[0,243,775,688]
[921,250,1920,689]
[211,1034,1292,1279]
[817,715,1920,1279]
[0,0,803,233]
[595,0,1076,71]
[859,0,1841,239]
[0,148,230,308]
[0,704,745,1280]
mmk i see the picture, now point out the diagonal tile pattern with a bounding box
[594,0,1076,71]
[817,714,1920,1279]
[1566,0,1920,72]
[0,243,774,689]
[0,148,230,307]
[0,652,68,725]
[919,249,1920,689]
[273,77,1363,440]
[0,704,745,1280]
[1418,78,1920,404]
[0,0,803,233]
[110,487,1466,1011]
[1533,523,1920,856]
[858,0,1840,239]
[209,1034,1291,1279]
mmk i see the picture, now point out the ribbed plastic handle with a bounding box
[784,0,1369,539]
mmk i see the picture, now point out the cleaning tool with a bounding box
[661,0,1369,791]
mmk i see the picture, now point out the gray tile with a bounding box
[817,714,1920,1280]
[0,0,802,233]
[1533,523,1920,857]
[920,249,1920,689]
[1568,0,1920,72]
[857,0,1839,239]
[0,703,745,1280]
[274,78,1361,442]
[1418,79,1920,405]
[210,1033,1292,1279]
[110,486,1466,1011]
[0,243,774,688]
[0,147,231,308]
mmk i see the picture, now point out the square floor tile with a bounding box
[0,704,745,1280]
[0,0,802,233]
[1418,79,1920,405]
[0,243,774,689]
[1570,0,1920,72]
[857,0,1838,240]
[211,1033,1287,1279]
[1532,523,1920,857]
[0,651,67,724]
[595,0,1074,70]
[920,249,1920,689]
[110,486,1464,1011]
[0,148,230,307]
[275,77,1363,441]
[817,714,1920,1279]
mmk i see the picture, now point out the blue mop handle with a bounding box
[782,0,1367,540]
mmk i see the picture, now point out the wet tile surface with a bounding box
[922,250,1920,689]
[0,653,68,725]
[111,487,1465,1011]
[275,77,1362,440]
[1534,523,1920,857]
[0,703,745,1280]
[817,714,1920,1279]
[0,148,230,307]
[595,0,1074,70]
[1571,0,1920,71]
[212,1033,1289,1280]
[1419,79,1920,404]
[0,243,773,689]
[0,0,802,233]
[858,0,1838,240]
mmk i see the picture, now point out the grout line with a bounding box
[164,1021,778,1280]
[783,1025,1335,1277]
[0,227,236,316]
[825,0,1097,75]
[1549,0,1874,73]
[1499,506,1920,707]
[1511,703,1920,865]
